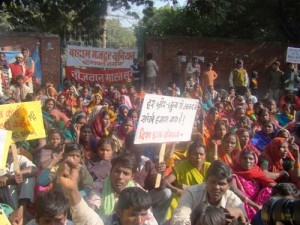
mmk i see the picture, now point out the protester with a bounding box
[170,160,247,224]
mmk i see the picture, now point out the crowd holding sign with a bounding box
[0,101,45,142]
[134,94,199,144]
[66,45,137,69]
[286,47,300,63]
[65,66,133,84]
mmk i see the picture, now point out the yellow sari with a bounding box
[167,160,210,219]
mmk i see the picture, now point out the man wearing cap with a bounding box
[229,59,249,95]
[9,53,33,84]
[267,61,284,103]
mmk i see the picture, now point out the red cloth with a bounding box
[9,62,33,81]
[263,137,295,172]
[234,165,276,187]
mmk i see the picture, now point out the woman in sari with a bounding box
[63,111,87,142]
[111,117,135,155]
[251,120,277,152]
[79,124,97,163]
[165,141,210,218]
[211,132,241,169]
[232,149,276,220]
[253,108,280,132]
[92,110,115,140]
[259,137,300,187]
[55,93,72,118]
[237,128,260,156]
[42,98,70,130]
[207,120,229,161]
[87,93,102,114]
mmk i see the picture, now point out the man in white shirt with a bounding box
[145,53,159,87]
[171,160,246,225]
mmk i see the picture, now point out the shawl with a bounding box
[262,137,295,172]
[101,177,135,216]
[234,149,276,187]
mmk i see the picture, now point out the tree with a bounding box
[0,0,179,47]
[106,18,136,48]
[135,0,300,44]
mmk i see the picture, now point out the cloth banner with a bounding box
[65,66,133,84]
[0,101,45,142]
[134,94,199,144]
[66,45,137,68]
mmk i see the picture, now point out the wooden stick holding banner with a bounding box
[11,143,20,174]
[155,143,166,188]
[134,94,199,188]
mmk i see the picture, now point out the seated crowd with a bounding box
[0,69,300,225]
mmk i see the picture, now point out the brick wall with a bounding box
[145,36,300,96]
[0,33,61,88]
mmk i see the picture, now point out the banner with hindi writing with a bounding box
[66,45,137,69]
[0,101,46,142]
[65,66,133,84]
[134,94,199,144]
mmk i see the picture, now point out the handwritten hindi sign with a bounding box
[0,101,46,142]
[65,66,133,84]
[0,129,12,171]
[66,45,137,69]
[286,47,300,63]
[135,94,199,144]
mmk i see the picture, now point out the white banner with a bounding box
[134,94,199,144]
[66,45,137,68]
[286,47,300,63]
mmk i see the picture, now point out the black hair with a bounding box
[35,189,69,219]
[47,128,63,141]
[191,203,226,225]
[206,160,232,182]
[117,187,152,213]
[64,141,82,155]
[111,153,138,172]
[97,137,116,153]
[188,141,207,155]
[272,183,300,199]
[146,53,153,60]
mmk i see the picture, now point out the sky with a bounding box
[107,0,187,28]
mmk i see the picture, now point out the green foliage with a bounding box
[106,18,136,48]
[0,0,159,46]
[135,0,300,46]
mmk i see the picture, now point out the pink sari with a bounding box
[233,174,272,220]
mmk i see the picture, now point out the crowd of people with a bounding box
[0,50,300,225]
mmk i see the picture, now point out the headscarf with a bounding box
[47,86,58,98]
[92,109,116,138]
[234,149,276,187]
[88,93,103,113]
[263,137,295,172]
[121,95,132,109]
[218,132,241,168]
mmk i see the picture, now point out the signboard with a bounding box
[0,101,46,142]
[65,66,133,84]
[134,94,199,144]
[286,47,300,63]
[0,129,12,171]
[66,45,137,68]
